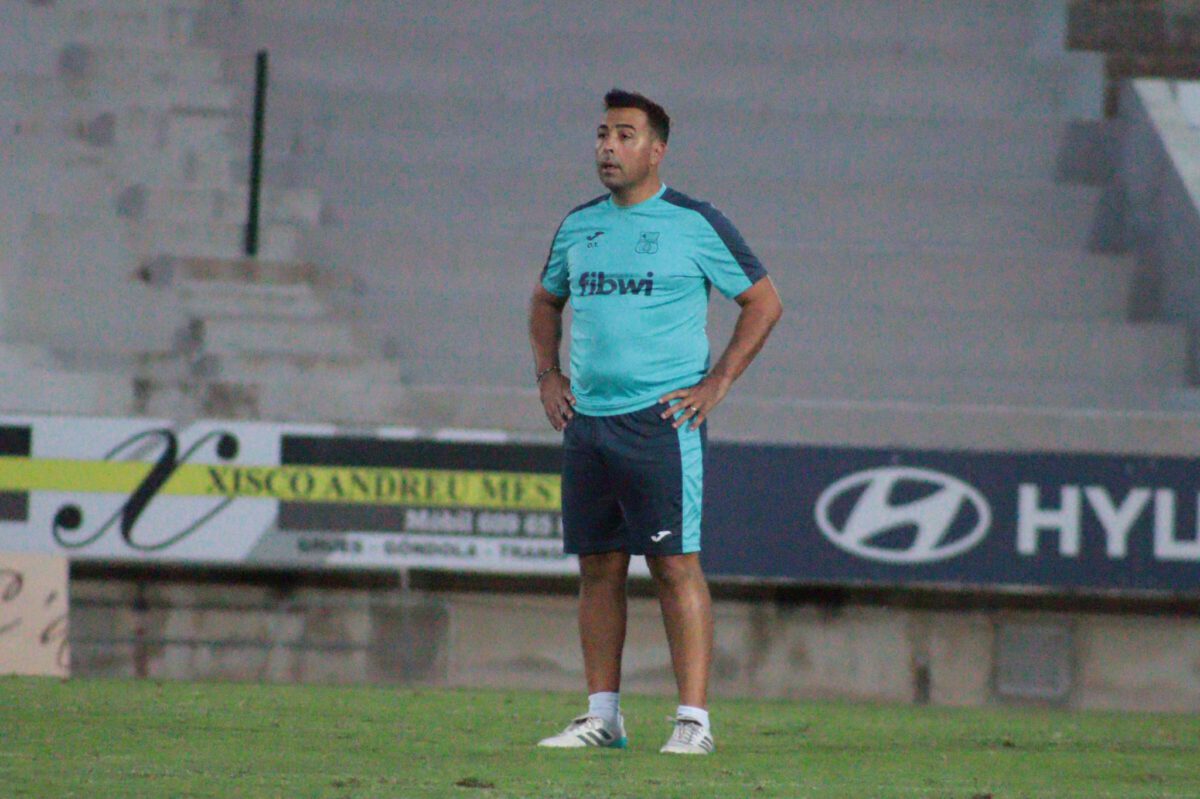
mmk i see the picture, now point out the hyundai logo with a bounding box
[814,467,991,564]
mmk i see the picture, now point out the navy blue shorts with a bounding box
[561,404,706,556]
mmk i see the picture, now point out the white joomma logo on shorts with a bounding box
[651,530,673,542]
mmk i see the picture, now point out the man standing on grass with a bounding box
[528,89,782,755]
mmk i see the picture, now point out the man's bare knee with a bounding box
[646,553,704,591]
[580,551,630,586]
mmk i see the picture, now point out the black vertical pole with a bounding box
[244,49,268,258]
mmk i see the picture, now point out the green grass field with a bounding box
[1,676,1197,799]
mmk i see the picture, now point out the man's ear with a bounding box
[650,139,667,166]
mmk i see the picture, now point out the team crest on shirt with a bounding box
[635,231,660,254]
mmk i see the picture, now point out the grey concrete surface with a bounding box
[1,1,1195,451]
[1115,80,1200,331]
[68,575,1200,711]
[176,0,1188,435]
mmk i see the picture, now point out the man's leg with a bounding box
[578,550,631,693]
[646,552,712,708]
[540,412,631,749]
[647,552,715,754]
[538,550,631,748]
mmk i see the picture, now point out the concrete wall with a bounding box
[1115,80,1200,335]
[69,570,1200,713]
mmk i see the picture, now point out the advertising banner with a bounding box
[703,443,1200,594]
[2,415,1198,593]
[0,416,576,574]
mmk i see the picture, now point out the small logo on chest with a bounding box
[635,231,660,254]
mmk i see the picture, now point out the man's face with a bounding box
[595,107,665,191]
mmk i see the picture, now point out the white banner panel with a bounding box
[0,415,585,575]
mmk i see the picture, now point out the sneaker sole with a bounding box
[538,735,628,750]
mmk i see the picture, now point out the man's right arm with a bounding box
[528,285,576,431]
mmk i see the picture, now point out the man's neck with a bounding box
[611,179,662,207]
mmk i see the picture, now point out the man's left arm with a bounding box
[660,276,783,429]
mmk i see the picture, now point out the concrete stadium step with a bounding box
[156,105,233,152]
[111,145,237,193]
[134,378,257,420]
[295,119,1077,197]
[259,85,1075,182]
[19,213,184,354]
[386,384,1200,457]
[754,246,1135,320]
[2,85,238,188]
[63,73,233,112]
[0,142,113,217]
[255,376,409,423]
[338,168,1100,248]
[130,185,320,227]
[2,2,202,66]
[0,366,132,416]
[62,44,225,91]
[28,1,200,50]
[145,255,326,287]
[185,352,396,384]
[205,1,1050,55]
[117,217,302,261]
[138,256,361,317]
[732,369,1179,412]
[752,311,1185,385]
[390,314,1185,398]
[106,105,236,161]
[111,110,238,188]
[0,75,103,122]
[1159,388,1200,413]
[210,6,1084,119]
[355,255,1163,389]
[688,116,1071,183]
[0,72,233,119]
[4,113,235,199]
[175,280,326,320]
[734,180,1102,249]
[719,396,1200,453]
[135,374,409,424]
[183,317,360,359]
[0,343,53,371]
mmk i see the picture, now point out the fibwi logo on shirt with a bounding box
[577,271,655,296]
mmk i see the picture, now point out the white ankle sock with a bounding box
[676,704,710,730]
[588,691,620,724]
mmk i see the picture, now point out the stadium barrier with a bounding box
[6,413,1200,708]
[4,413,1200,594]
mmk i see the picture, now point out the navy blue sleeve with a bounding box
[662,189,767,296]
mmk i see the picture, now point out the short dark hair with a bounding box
[604,88,670,143]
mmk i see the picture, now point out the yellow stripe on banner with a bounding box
[0,456,152,493]
[0,456,560,511]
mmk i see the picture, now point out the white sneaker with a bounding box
[660,717,714,755]
[537,714,628,749]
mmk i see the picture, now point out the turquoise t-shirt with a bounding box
[541,185,768,416]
